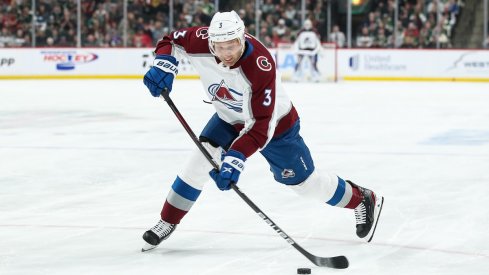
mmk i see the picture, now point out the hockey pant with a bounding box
[160,114,360,224]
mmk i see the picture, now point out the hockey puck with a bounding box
[297,268,311,274]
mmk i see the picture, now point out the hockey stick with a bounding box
[160,89,348,269]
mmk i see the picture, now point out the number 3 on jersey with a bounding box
[173,30,187,39]
[263,89,272,106]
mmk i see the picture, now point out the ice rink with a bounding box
[1,79,488,275]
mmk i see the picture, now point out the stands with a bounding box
[0,0,468,48]
[0,0,218,47]
[356,0,464,48]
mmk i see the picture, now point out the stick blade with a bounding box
[314,255,349,269]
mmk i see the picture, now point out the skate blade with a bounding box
[366,195,384,243]
[141,243,158,252]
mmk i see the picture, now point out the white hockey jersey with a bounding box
[294,29,321,53]
[155,27,299,158]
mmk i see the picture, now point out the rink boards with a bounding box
[1,47,489,82]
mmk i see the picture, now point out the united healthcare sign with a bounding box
[339,49,489,81]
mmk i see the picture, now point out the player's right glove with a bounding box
[209,150,246,191]
[143,54,179,97]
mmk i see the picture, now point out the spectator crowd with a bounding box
[0,0,465,49]
[355,0,464,48]
[0,0,217,47]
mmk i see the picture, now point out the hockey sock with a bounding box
[343,180,362,209]
[160,142,222,224]
[288,171,362,209]
[161,176,201,224]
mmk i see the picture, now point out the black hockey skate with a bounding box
[141,219,177,252]
[347,181,384,242]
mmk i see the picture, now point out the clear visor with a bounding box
[208,36,245,57]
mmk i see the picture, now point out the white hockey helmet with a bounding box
[208,10,246,55]
[303,19,312,30]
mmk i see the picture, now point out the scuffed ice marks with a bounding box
[421,129,489,145]
[0,110,139,129]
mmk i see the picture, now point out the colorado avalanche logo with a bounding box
[208,80,243,112]
[256,56,272,71]
[281,169,295,179]
[196,27,209,39]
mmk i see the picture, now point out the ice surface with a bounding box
[1,80,488,274]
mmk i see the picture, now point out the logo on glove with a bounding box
[231,159,244,169]
[155,60,179,75]
[223,167,233,174]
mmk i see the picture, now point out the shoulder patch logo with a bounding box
[196,27,209,39]
[256,56,272,71]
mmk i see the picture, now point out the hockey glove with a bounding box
[143,54,179,97]
[209,150,246,191]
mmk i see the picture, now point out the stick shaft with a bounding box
[160,89,348,268]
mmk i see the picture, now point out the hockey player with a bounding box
[141,11,384,251]
[292,19,322,82]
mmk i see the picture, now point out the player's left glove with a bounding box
[209,150,246,191]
